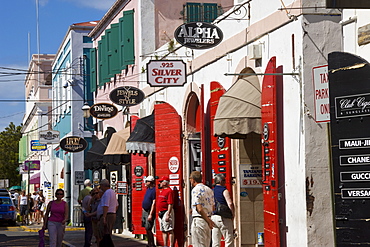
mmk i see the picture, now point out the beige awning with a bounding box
[103,127,130,165]
[214,74,261,139]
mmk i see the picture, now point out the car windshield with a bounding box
[0,198,11,204]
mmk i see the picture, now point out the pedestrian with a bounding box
[37,191,46,224]
[42,189,69,247]
[78,179,93,204]
[142,176,156,247]
[82,188,93,247]
[18,190,28,225]
[97,179,118,247]
[158,175,174,247]
[28,192,35,224]
[13,190,19,208]
[86,188,104,246]
[189,171,215,247]
[211,174,235,247]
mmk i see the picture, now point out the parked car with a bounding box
[0,196,16,226]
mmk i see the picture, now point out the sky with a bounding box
[0,0,115,132]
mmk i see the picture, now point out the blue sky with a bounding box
[0,0,115,132]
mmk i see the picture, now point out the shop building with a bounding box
[84,0,351,246]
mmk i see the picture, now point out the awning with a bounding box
[84,127,116,170]
[103,127,131,165]
[30,172,40,184]
[214,73,261,139]
[126,113,155,154]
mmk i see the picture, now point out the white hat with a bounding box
[145,176,155,182]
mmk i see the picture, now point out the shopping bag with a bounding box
[38,229,45,247]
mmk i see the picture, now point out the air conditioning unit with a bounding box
[248,44,262,59]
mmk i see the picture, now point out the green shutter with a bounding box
[89,48,97,92]
[98,36,109,85]
[119,10,135,69]
[186,3,201,22]
[110,24,121,74]
[203,3,218,23]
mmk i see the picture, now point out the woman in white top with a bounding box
[18,190,29,225]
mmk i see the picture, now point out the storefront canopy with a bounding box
[30,172,40,184]
[103,127,131,165]
[214,73,261,139]
[126,113,155,155]
[84,127,116,170]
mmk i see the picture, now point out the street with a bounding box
[0,223,148,247]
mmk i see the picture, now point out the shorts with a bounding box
[158,210,174,232]
[20,205,28,216]
[142,209,155,230]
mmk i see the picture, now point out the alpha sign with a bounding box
[147,60,186,87]
[174,22,223,49]
[312,65,330,122]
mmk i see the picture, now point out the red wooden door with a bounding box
[130,116,148,235]
[210,81,232,192]
[261,57,280,246]
[155,103,185,247]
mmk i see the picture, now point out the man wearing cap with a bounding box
[142,176,156,247]
[97,179,118,241]
[158,175,174,247]
[190,171,215,246]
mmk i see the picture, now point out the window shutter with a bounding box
[98,36,109,86]
[203,3,218,23]
[119,10,135,69]
[110,23,121,74]
[89,48,97,93]
[185,3,200,22]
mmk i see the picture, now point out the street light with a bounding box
[81,102,91,118]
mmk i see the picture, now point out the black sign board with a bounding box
[326,0,370,8]
[90,103,118,119]
[174,22,223,49]
[60,136,88,153]
[109,86,145,106]
[329,52,370,245]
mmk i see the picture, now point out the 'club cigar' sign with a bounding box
[174,22,223,49]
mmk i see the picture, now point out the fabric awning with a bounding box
[214,73,261,139]
[30,172,40,184]
[103,127,131,165]
[84,127,116,170]
[126,113,155,154]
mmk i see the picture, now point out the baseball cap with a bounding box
[144,176,155,182]
[159,176,170,182]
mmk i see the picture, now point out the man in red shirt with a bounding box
[157,176,174,247]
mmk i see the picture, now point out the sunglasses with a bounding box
[91,192,98,195]
[56,193,64,195]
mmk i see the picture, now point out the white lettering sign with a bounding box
[147,60,187,87]
[313,65,330,122]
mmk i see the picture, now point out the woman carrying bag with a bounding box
[42,189,69,247]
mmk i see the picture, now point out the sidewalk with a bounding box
[21,224,148,247]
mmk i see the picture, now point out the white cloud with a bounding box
[64,0,115,11]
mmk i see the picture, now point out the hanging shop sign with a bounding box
[312,65,330,122]
[60,136,88,153]
[24,160,40,171]
[174,22,223,49]
[39,130,60,144]
[30,140,47,151]
[147,60,187,87]
[109,86,145,106]
[89,103,118,119]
